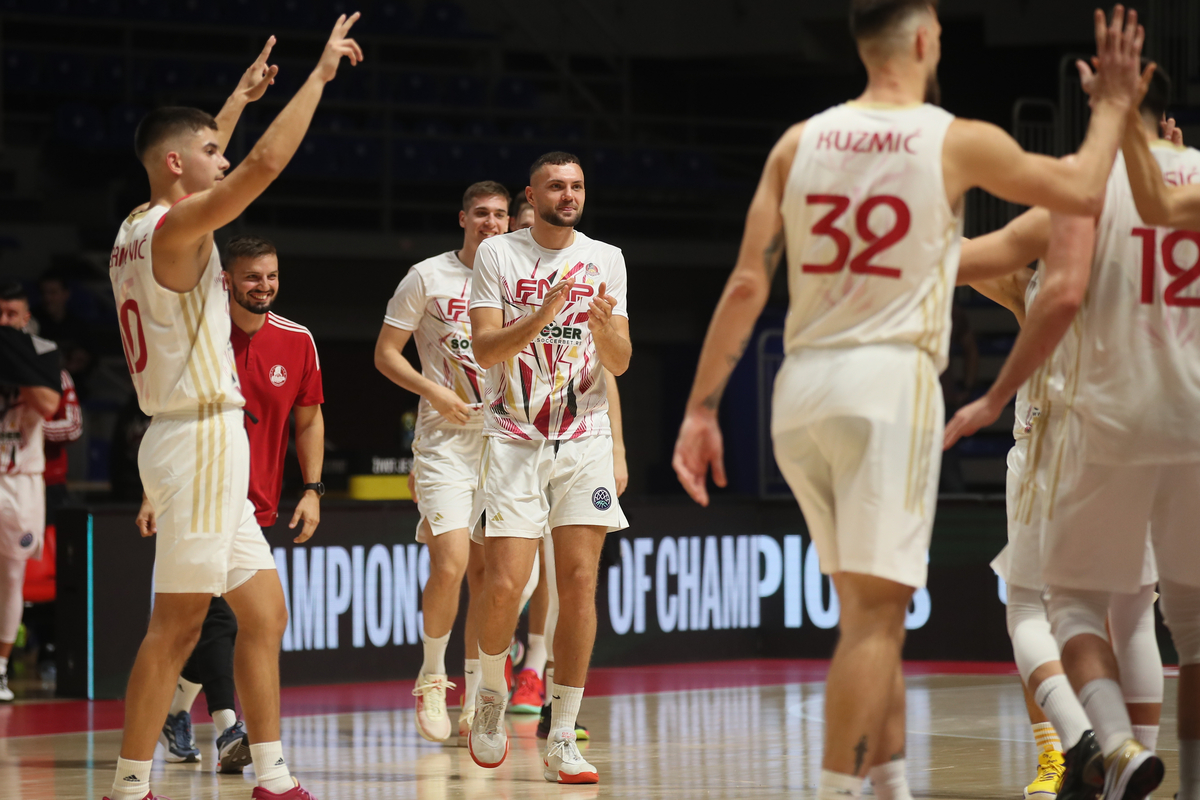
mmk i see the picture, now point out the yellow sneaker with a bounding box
[1024,749,1066,799]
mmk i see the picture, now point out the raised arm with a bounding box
[944,213,1094,448]
[1122,107,1200,229]
[956,207,1050,285]
[944,7,1145,215]
[153,15,363,280]
[212,36,280,154]
[374,324,471,425]
[971,267,1036,327]
[672,123,800,506]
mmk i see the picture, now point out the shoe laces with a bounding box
[547,737,583,765]
[412,675,457,713]
[1036,751,1064,783]
[169,712,194,747]
[477,695,505,736]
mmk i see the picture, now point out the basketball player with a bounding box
[154,234,325,772]
[510,199,535,232]
[959,208,1164,799]
[671,3,1145,800]
[106,17,360,800]
[467,151,630,784]
[949,59,1200,800]
[375,181,509,743]
[0,283,60,703]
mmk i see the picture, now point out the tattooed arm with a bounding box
[672,123,800,506]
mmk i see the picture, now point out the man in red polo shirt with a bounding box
[147,234,324,771]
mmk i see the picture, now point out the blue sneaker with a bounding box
[216,720,252,774]
[159,711,200,763]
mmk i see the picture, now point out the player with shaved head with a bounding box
[106,15,361,800]
[673,3,1145,800]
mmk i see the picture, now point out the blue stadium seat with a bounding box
[442,74,484,107]
[495,77,538,110]
[392,140,439,182]
[216,0,270,25]
[329,136,382,180]
[490,143,542,184]
[441,142,483,182]
[628,149,676,186]
[418,0,466,37]
[591,148,630,186]
[93,57,127,97]
[106,104,145,151]
[461,119,501,140]
[290,136,327,178]
[676,150,718,188]
[507,120,545,141]
[389,73,439,106]
[55,103,106,147]
[151,59,196,94]
[170,0,221,23]
[412,118,452,139]
[120,0,172,21]
[46,53,94,95]
[554,122,587,144]
[262,0,317,30]
[313,112,358,133]
[3,50,43,93]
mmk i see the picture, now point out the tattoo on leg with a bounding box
[853,735,868,775]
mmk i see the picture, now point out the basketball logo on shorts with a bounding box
[269,364,287,387]
[592,488,612,511]
[18,533,33,548]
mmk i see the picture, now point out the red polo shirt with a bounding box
[231,312,324,527]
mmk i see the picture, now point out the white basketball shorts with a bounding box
[411,424,484,542]
[139,406,275,595]
[0,473,45,561]
[1042,414,1182,593]
[993,407,1058,590]
[771,344,942,589]
[474,434,629,541]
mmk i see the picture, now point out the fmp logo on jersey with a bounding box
[269,365,287,387]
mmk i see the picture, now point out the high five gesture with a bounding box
[313,12,365,83]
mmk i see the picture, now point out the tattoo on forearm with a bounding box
[853,736,868,775]
[702,334,752,410]
[764,231,785,281]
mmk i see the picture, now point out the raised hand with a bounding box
[587,281,618,334]
[235,36,279,103]
[1162,117,1184,146]
[1089,5,1145,107]
[312,12,364,84]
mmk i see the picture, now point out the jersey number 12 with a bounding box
[1134,227,1200,306]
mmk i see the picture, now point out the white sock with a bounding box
[1035,675,1090,750]
[818,769,863,800]
[110,757,152,799]
[544,667,555,708]
[869,760,913,800]
[550,683,583,742]
[1132,724,1159,752]
[463,659,481,709]
[169,677,203,717]
[420,629,450,676]
[213,708,238,735]
[1179,739,1200,800]
[1032,721,1063,754]
[1079,678,1134,756]
[0,655,8,675]
[249,741,293,794]
[525,633,548,678]
[479,647,508,695]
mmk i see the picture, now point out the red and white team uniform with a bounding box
[469,228,629,538]
[231,312,324,528]
[0,335,57,563]
[42,369,82,488]
[109,205,274,595]
[1042,142,1200,593]
[771,102,962,588]
[384,251,487,538]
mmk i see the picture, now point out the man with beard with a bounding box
[671,2,1145,800]
[467,152,630,784]
[149,234,324,773]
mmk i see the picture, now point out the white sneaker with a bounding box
[468,689,508,768]
[544,734,598,784]
[456,704,475,748]
[412,673,456,742]
[0,672,12,702]
[1102,738,1163,800]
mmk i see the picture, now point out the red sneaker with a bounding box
[251,781,318,799]
[510,669,544,714]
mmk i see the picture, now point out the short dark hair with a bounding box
[1141,59,1171,123]
[0,281,28,304]
[511,198,532,216]
[529,151,582,180]
[462,180,511,212]
[850,0,937,41]
[223,235,278,270]
[133,107,218,162]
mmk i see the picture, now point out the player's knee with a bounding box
[429,553,467,584]
[1159,579,1200,665]
[1005,585,1047,639]
[1046,587,1110,651]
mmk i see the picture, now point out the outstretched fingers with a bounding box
[256,35,276,66]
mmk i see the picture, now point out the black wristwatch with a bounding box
[303,482,325,498]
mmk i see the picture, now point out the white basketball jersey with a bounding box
[781,102,964,371]
[1064,143,1200,464]
[109,205,243,416]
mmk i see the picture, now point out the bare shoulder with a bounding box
[944,117,1007,153]
[766,122,807,184]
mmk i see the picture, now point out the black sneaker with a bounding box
[216,720,252,774]
[536,703,589,740]
[1058,730,1104,800]
[158,710,201,763]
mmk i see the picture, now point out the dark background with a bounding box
[2,0,1198,506]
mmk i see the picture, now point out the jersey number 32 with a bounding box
[802,194,911,279]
